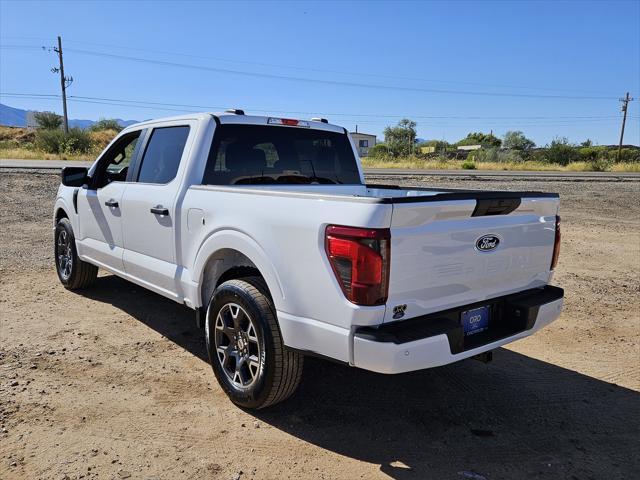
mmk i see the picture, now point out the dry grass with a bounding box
[0,126,36,143]
[361,157,640,172]
[89,128,119,150]
[0,126,116,161]
[610,162,640,172]
[0,147,95,161]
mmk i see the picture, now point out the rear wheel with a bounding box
[205,276,303,409]
[54,218,98,290]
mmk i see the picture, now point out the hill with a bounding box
[0,103,139,129]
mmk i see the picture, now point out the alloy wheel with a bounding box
[214,302,262,388]
[56,230,73,280]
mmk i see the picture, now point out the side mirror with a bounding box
[61,166,89,187]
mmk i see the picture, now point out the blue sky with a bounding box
[1,0,638,145]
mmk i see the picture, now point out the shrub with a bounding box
[61,128,92,154]
[456,132,502,148]
[462,159,476,169]
[368,143,391,158]
[615,148,640,163]
[34,111,63,130]
[35,128,92,154]
[590,157,612,172]
[34,129,65,153]
[89,118,123,132]
[544,137,579,166]
[577,146,602,162]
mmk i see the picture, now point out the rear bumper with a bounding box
[353,285,564,374]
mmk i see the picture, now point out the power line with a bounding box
[0,99,629,131]
[0,37,623,97]
[2,92,632,124]
[59,38,617,97]
[58,47,619,101]
[61,97,633,120]
[0,44,45,50]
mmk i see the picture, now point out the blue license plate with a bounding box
[461,305,490,336]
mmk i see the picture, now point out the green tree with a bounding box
[502,131,535,150]
[456,132,502,148]
[34,111,63,130]
[545,137,579,166]
[89,118,123,132]
[383,118,417,157]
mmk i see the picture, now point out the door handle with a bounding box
[104,199,119,208]
[150,206,169,216]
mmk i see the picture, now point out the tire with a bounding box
[205,276,304,409]
[54,218,98,290]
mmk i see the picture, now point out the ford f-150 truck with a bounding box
[53,110,563,409]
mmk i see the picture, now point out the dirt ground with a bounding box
[1,170,639,480]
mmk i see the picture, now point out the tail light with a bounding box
[325,225,390,306]
[551,215,561,270]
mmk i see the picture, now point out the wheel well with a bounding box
[200,249,268,307]
[216,265,262,288]
[55,208,68,224]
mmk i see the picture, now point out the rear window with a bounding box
[202,124,362,185]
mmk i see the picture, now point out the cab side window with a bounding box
[137,126,190,184]
[92,131,141,188]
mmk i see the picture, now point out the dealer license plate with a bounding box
[461,305,490,336]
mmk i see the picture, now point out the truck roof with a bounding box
[125,111,346,134]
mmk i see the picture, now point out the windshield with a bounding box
[202,124,362,185]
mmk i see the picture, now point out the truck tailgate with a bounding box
[384,195,559,322]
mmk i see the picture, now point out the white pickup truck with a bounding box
[53,111,563,409]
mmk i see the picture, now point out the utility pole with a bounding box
[52,36,72,133]
[618,92,634,160]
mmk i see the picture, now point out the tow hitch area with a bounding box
[472,351,493,363]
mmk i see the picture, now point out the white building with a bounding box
[350,132,377,157]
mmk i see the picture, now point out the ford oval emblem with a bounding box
[476,235,500,252]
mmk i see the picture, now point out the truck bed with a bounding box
[188,182,559,323]
[191,183,558,204]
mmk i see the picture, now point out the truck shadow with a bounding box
[83,274,640,479]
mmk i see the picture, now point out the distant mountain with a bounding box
[0,103,139,129]
[0,103,26,127]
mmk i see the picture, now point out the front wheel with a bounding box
[205,277,303,409]
[54,218,98,290]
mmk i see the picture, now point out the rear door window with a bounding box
[137,126,190,184]
[203,124,362,185]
